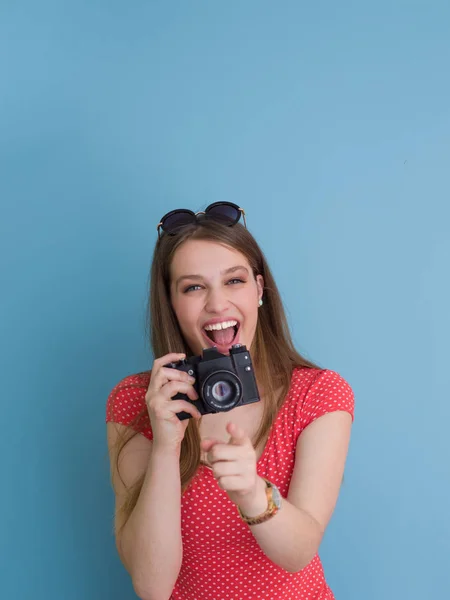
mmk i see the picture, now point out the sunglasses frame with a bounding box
[157,201,247,239]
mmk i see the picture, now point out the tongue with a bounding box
[210,326,235,346]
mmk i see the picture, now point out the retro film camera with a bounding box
[165,344,260,420]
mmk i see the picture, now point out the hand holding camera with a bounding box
[144,352,202,451]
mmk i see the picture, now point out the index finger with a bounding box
[226,422,248,446]
[153,353,186,369]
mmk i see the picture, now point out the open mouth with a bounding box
[203,320,240,347]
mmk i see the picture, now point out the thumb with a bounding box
[200,438,220,452]
[227,422,248,446]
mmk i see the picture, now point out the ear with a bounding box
[256,274,264,303]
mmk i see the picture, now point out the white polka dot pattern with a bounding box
[106,368,355,599]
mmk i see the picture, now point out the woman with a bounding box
[106,202,354,600]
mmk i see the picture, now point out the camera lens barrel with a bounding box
[201,370,242,412]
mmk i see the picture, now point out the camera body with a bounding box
[165,344,260,420]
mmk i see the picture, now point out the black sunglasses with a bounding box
[157,201,247,239]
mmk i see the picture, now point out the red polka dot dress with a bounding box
[106,367,355,599]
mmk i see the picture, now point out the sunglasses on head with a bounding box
[157,201,247,239]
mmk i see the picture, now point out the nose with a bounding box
[205,287,229,314]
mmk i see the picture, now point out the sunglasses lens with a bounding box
[206,203,240,225]
[162,210,196,234]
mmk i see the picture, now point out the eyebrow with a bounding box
[175,265,249,289]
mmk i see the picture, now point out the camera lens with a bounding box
[202,371,242,412]
[211,381,233,403]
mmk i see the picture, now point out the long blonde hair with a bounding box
[112,219,319,531]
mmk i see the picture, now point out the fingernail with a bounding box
[189,376,195,383]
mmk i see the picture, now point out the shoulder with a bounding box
[291,366,354,401]
[106,371,152,437]
[288,367,355,433]
[110,371,151,394]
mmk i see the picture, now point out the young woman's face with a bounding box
[170,240,264,356]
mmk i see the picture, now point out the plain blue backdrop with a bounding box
[1,2,449,599]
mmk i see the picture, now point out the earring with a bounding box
[258,298,263,307]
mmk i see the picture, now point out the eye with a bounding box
[227,278,245,285]
[183,284,203,293]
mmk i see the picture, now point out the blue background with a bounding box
[1,2,449,599]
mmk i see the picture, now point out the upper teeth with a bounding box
[204,320,238,331]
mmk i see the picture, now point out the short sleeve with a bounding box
[299,369,355,431]
[106,372,153,441]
